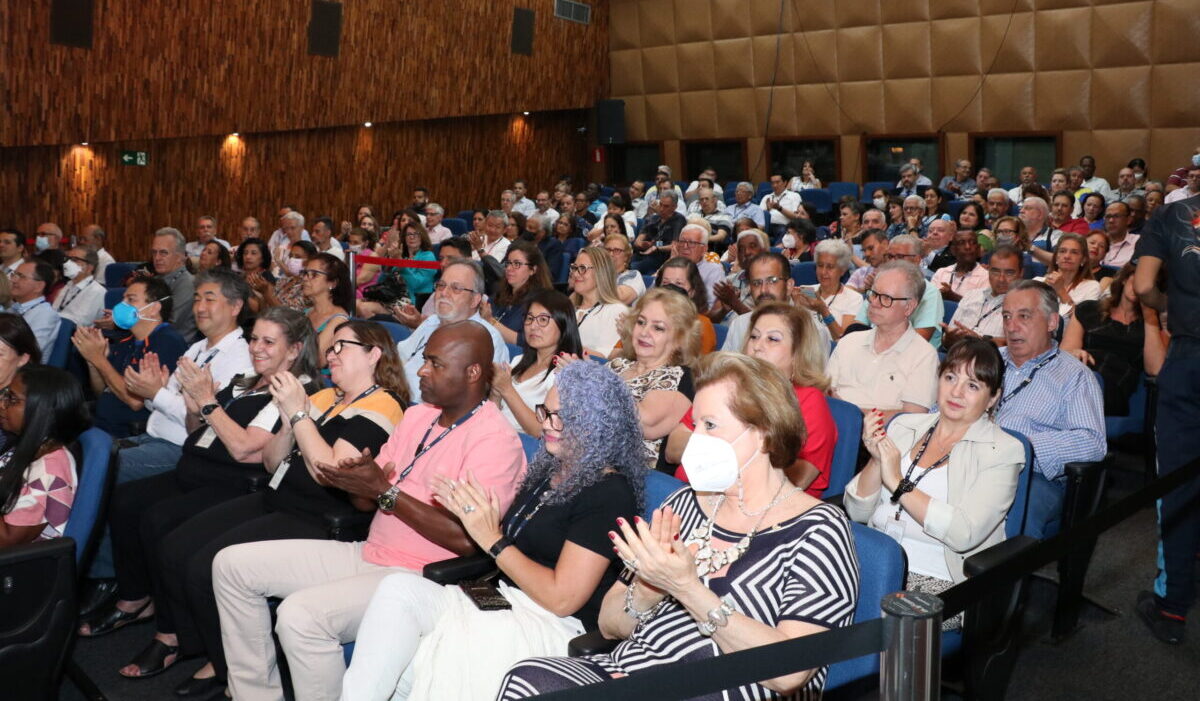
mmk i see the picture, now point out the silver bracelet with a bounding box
[623,582,661,624]
[697,595,737,637]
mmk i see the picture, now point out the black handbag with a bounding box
[362,267,409,305]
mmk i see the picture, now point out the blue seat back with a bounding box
[506,342,523,359]
[48,319,76,369]
[824,397,863,498]
[374,320,411,344]
[790,261,818,286]
[1025,260,1047,279]
[799,188,833,213]
[861,181,894,202]
[554,251,571,285]
[563,238,587,260]
[1002,428,1035,539]
[643,471,686,521]
[518,433,541,464]
[828,182,859,203]
[443,218,468,237]
[104,287,125,310]
[104,262,141,288]
[946,199,967,220]
[1106,373,1148,439]
[824,522,906,690]
[62,428,114,564]
[455,210,475,224]
[712,323,728,351]
[642,274,655,290]
[942,300,958,326]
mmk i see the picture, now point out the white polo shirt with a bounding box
[827,326,938,412]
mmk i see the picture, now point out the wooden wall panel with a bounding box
[0,110,591,262]
[2,0,608,147]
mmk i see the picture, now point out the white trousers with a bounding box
[212,539,418,701]
[339,571,455,701]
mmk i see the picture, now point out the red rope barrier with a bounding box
[352,254,441,269]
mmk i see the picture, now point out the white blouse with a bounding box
[498,355,558,432]
[1033,277,1101,319]
[576,302,629,358]
[867,454,953,581]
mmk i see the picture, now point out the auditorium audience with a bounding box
[1100,202,1138,268]
[1079,192,1107,230]
[670,302,835,495]
[831,261,940,422]
[603,234,645,305]
[797,238,863,340]
[396,258,509,404]
[492,290,581,436]
[852,236,945,348]
[393,219,437,307]
[710,229,767,321]
[655,257,716,352]
[0,315,38,401]
[670,223,724,303]
[1062,264,1166,415]
[482,241,553,346]
[996,280,1105,538]
[9,259,61,358]
[1085,231,1116,289]
[147,228,198,341]
[214,321,523,700]
[846,229,889,292]
[726,182,766,230]
[722,252,831,354]
[302,253,354,363]
[0,366,89,548]
[943,244,1023,349]
[250,239,316,313]
[497,352,858,699]
[632,191,686,273]
[73,278,188,439]
[1050,190,1090,236]
[568,247,628,358]
[470,210,512,263]
[50,245,105,328]
[233,237,273,282]
[931,230,990,303]
[846,338,1024,627]
[344,360,642,700]
[606,288,696,472]
[186,216,231,263]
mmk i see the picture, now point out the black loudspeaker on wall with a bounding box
[595,100,625,145]
[309,0,344,57]
[511,8,535,56]
[50,0,94,48]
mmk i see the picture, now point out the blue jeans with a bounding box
[88,433,183,578]
[1024,472,1066,540]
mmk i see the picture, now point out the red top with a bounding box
[675,384,836,497]
[1056,218,1090,236]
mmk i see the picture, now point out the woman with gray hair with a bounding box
[796,238,863,341]
[341,361,644,700]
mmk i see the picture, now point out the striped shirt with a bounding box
[595,489,859,700]
[995,344,1106,481]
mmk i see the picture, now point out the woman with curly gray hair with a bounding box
[340,361,645,701]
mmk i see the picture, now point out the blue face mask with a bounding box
[112,298,166,330]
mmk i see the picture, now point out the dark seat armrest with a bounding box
[422,553,494,584]
[324,510,374,542]
[963,535,1037,579]
[821,492,845,510]
[568,630,619,657]
[1063,457,1107,482]
[245,473,271,493]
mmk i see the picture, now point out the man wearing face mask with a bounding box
[720,252,831,354]
[34,222,64,253]
[52,245,106,328]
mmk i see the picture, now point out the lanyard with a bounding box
[503,477,553,541]
[972,296,1004,331]
[1003,352,1059,403]
[822,285,841,309]
[221,381,270,410]
[58,279,94,310]
[406,334,430,362]
[577,303,604,327]
[192,346,222,369]
[396,399,486,483]
[313,384,380,426]
[893,423,951,518]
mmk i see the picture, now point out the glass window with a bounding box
[608,144,662,186]
[973,136,1058,186]
[865,138,940,184]
[682,141,746,183]
[769,140,837,185]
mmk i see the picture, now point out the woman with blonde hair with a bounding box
[1035,232,1101,319]
[609,288,697,472]
[667,302,836,495]
[568,247,629,358]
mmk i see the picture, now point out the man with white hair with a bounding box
[1020,197,1060,261]
[670,224,724,302]
[395,259,509,404]
[853,235,945,348]
[499,190,516,216]
[894,194,928,239]
[267,206,310,260]
[692,188,732,251]
[33,222,64,253]
[424,204,452,244]
[1007,166,1041,204]
[727,182,766,229]
[469,211,510,263]
[985,188,1012,228]
[186,215,232,262]
[939,159,976,200]
[271,211,308,274]
[828,260,939,423]
[893,164,925,199]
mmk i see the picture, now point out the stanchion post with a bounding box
[347,249,356,284]
[880,590,943,701]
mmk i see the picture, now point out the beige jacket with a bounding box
[844,412,1025,583]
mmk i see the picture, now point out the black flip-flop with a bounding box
[119,639,180,679]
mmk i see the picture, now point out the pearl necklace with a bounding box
[685,484,802,578]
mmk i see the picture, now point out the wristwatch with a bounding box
[890,478,917,504]
[200,403,220,423]
[288,410,310,427]
[376,483,402,512]
[488,535,513,558]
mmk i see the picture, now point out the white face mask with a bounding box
[873,197,887,210]
[781,234,797,249]
[35,235,51,252]
[62,260,82,280]
[681,428,753,492]
[1192,153,1200,168]
[285,257,303,275]
[348,244,363,252]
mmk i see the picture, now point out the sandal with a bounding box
[78,599,153,638]
[119,639,180,679]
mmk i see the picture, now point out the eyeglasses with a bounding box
[524,313,553,328]
[568,264,594,275]
[884,253,918,261]
[502,260,531,269]
[989,268,1021,279]
[326,339,373,357]
[749,276,784,288]
[675,240,705,249]
[8,272,36,281]
[0,386,25,407]
[603,247,626,257]
[535,404,563,430]
[298,269,329,279]
[433,281,479,295]
[866,289,912,307]
[995,228,1019,235]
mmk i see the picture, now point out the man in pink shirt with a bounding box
[214,322,525,700]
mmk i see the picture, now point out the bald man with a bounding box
[215,321,526,700]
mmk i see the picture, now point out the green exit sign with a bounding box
[120,150,149,166]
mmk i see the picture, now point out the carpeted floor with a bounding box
[59,452,1199,700]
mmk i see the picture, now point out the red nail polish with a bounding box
[616,518,626,526]
[673,533,680,541]
[634,516,643,524]
[608,532,616,540]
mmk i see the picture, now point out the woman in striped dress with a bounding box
[496,353,860,700]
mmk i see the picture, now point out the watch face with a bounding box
[377,493,396,512]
